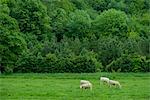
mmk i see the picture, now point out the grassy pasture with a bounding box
[0,73,150,100]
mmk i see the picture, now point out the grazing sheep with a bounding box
[100,77,109,85]
[80,82,92,90]
[109,80,121,88]
[80,80,90,85]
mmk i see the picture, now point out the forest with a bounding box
[0,0,150,73]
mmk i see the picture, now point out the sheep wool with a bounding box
[80,82,92,90]
[109,80,121,88]
[80,80,90,85]
[100,77,110,84]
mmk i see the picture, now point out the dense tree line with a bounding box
[0,0,150,73]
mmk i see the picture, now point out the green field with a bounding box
[0,73,150,100]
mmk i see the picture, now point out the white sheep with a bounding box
[109,80,121,88]
[100,77,109,85]
[80,82,92,90]
[80,80,90,85]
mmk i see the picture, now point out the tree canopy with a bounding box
[0,0,149,73]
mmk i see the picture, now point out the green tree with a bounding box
[127,15,150,38]
[0,1,10,14]
[65,10,91,39]
[51,8,69,41]
[97,36,123,67]
[42,0,76,41]
[0,13,26,73]
[124,0,150,15]
[70,0,88,10]
[8,0,51,41]
[138,37,150,58]
[93,9,128,38]
[42,0,75,15]
[86,0,111,12]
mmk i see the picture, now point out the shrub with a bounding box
[50,55,98,73]
[72,56,96,73]
[14,51,39,73]
[14,52,98,73]
[106,54,150,72]
[140,59,150,72]
[43,53,58,73]
[96,36,123,67]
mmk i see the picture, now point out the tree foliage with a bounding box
[0,9,26,73]
[8,0,51,41]
[0,0,149,73]
[65,10,91,39]
[93,9,128,37]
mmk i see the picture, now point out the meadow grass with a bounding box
[0,73,150,100]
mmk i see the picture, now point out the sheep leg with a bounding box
[109,84,112,88]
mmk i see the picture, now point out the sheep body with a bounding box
[80,80,90,85]
[100,77,109,84]
[109,80,121,88]
[80,82,92,90]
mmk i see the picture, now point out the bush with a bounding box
[71,55,96,73]
[106,54,150,72]
[14,51,39,73]
[14,52,99,73]
[140,59,150,72]
[57,55,97,73]
[43,53,58,73]
[96,36,123,67]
